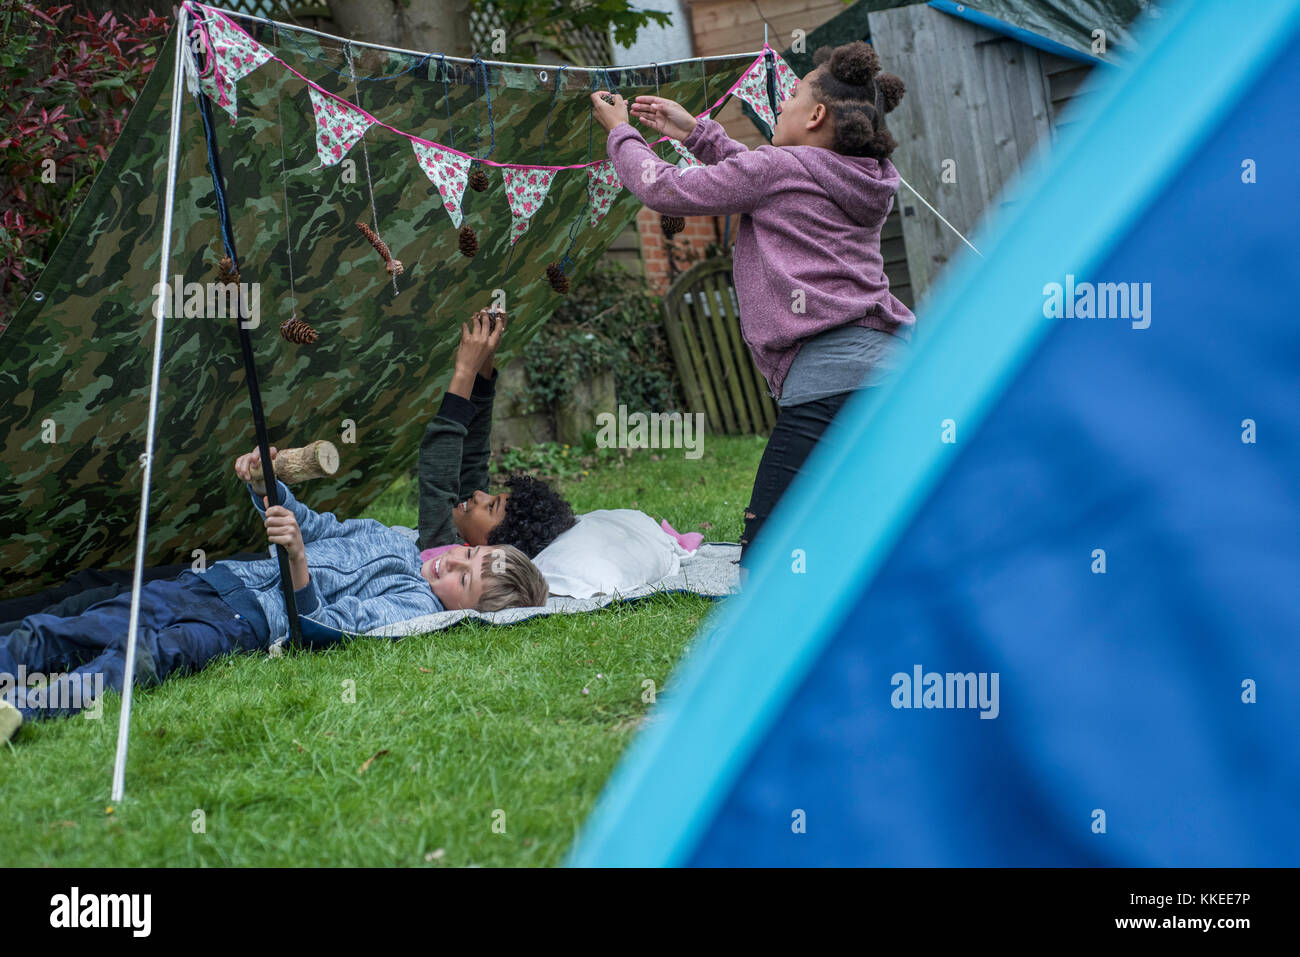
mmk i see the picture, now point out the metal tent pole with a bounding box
[111,11,190,804]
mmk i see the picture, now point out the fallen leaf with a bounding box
[51,820,79,829]
[418,667,432,673]
[358,749,390,774]
[698,521,714,530]
[425,847,446,862]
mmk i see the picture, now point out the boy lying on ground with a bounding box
[0,315,550,740]
[417,308,575,561]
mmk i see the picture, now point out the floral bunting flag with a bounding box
[308,88,375,167]
[503,167,556,244]
[198,13,272,123]
[732,56,777,133]
[671,138,703,168]
[586,161,622,227]
[772,50,798,102]
[412,141,472,228]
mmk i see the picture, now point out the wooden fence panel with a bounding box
[662,257,778,435]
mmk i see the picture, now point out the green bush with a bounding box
[516,259,683,415]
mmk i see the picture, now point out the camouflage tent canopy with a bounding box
[0,2,773,595]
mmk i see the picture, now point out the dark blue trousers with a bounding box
[0,572,263,720]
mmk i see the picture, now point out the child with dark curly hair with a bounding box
[592,41,914,566]
[417,310,577,571]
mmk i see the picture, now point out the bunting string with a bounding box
[185,1,787,173]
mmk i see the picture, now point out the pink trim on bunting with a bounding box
[586,160,622,226]
[503,168,555,244]
[412,141,472,228]
[732,56,776,132]
[197,8,272,123]
[671,138,702,167]
[308,87,374,167]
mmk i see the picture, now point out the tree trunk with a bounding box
[326,0,474,55]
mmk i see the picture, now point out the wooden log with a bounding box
[250,440,340,486]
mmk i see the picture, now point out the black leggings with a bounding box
[741,390,856,566]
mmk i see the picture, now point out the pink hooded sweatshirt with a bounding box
[606,117,915,398]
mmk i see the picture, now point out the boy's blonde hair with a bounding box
[477,544,550,611]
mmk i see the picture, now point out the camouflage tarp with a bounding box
[0,6,762,595]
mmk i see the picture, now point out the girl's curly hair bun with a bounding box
[877,73,906,113]
[865,128,898,157]
[834,108,875,147]
[830,41,880,86]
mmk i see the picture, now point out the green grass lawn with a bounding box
[1,435,766,867]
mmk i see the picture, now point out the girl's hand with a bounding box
[454,310,504,377]
[629,95,697,141]
[234,446,278,496]
[262,500,305,561]
[591,92,630,132]
[478,309,507,377]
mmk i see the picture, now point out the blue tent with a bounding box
[569,0,1300,866]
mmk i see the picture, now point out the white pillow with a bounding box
[534,509,688,598]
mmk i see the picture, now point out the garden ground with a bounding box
[0,435,766,867]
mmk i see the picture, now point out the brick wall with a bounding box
[636,206,720,294]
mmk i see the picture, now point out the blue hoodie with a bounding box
[203,479,444,644]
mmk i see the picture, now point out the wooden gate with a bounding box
[661,257,778,436]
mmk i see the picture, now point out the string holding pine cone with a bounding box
[216,255,240,286]
[660,215,685,238]
[600,92,615,105]
[279,316,318,345]
[545,262,570,295]
[356,220,404,277]
[468,167,489,192]
[458,224,479,258]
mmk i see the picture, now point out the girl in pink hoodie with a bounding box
[593,42,915,565]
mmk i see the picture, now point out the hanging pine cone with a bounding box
[279,316,318,345]
[661,214,685,237]
[356,220,389,259]
[545,262,570,295]
[216,255,240,286]
[468,167,489,192]
[458,224,479,258]
[600,92,615,105]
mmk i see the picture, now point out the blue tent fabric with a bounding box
[570,0,1300,867]
[691,33,1300,858]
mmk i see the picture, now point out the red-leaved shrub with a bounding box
[0,1,168,324]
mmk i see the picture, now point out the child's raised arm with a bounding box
[592,93,773,218]
[417,311,504,550]
[458,310,505,500]
[627,95,749,166]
